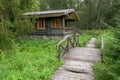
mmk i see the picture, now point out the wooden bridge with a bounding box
[50,34,102,80]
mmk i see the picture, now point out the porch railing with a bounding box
[64,27,75,32]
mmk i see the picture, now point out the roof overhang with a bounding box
[23,9,79,20]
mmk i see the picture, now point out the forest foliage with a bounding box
[40,0,120,29]
[0,0,40,50]
[0,0,120,80]
[93,13,120,80]
[1,0,120,50]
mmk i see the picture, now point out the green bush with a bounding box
[93,29,120,80]
[79,34,92,47]
[93,63,114,80]
[95,36,101,48]
[0,21,15,50]
[80,30,106,37]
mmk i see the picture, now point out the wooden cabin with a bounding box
[23,9,79,36]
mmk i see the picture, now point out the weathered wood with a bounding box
[56,34,79,60]
[64,27,75,29]
[57,46,61,61]
[101,36,104,63]
[64,27,75,32]
[51,38,101,80]
[101,36,104,49]
[23,9,79,36]
[23,9,79,19]
[56,34,72,47]
[50,29,63,34]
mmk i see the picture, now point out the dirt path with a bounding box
[50,38,101,80]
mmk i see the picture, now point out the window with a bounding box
[37,18,45,30]
[51,18,61,28]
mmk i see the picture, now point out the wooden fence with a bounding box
[56,34,80,60]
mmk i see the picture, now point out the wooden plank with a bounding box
[38,13,64,18]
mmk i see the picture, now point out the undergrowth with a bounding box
[79,34,92,47]
[0,33,93,80]
[93,30,120,80]
[0,38,62,80]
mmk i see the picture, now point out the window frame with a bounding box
[51,18,61,28]
[37,18,45,30]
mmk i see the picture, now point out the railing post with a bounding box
[101,36,104,63]
[75,34,80,47]
[57,46,61,61]
[101,36,104,49]
[67,38,70,51]
[73,34,77,47]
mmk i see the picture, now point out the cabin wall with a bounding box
[34,16,75,36]
[35,17,64,36]
[34,18,48,35]
[49,17,63,35]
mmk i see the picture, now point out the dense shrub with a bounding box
[93,14,120,80]
[0,0,39,51]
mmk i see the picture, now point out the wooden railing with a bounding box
[101,36,104,49]
[101,36,104,63]
[56,34,79,60]
[64,27,75,32]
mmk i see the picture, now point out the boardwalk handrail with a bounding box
[56,34,72,47]
[56,34,79,60]
[101,36,104,62]
[101,36,104,49]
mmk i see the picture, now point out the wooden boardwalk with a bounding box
[50,38,101,80]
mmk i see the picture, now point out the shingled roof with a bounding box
[23,9,79,20]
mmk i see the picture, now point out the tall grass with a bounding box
[0,38,62,80]
[0,33,93,80]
